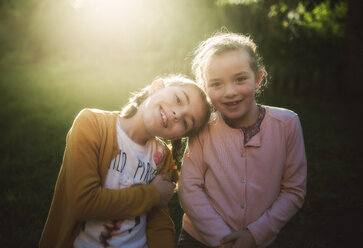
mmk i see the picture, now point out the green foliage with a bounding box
[267,0,347,36]
[216,0,259,5]
[294,1,347,37]
[0,0,356,98]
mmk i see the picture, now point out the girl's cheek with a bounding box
[245,86,256,95]
[207,88,217,97]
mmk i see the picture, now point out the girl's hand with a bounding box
[220,229,256,248]
[151,174,176,206]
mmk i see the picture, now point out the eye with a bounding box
[209,82,221,88]
[183,119,188,130]
[236,77,247,83]
[176,95,181,104]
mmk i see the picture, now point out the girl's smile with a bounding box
[159,106,168,128]
[223,99,243,111]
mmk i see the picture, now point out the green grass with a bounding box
[1,60,362,247]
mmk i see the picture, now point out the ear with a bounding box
[255,70,263,89]
[149,79,165,95]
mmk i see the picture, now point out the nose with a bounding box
[172,110,180,121]
[224,83,237,98]
[172,107,184,122]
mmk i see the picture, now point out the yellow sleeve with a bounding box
[65,109,160,220]
[146,147,177,248]
[146,206,176,248]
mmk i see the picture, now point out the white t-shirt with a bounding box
[74,116,165,248]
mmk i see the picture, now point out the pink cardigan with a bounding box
[179,106,307,247]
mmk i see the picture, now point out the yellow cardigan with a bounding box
[40,109,177,248]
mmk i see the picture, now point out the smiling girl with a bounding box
[178,33,307,248]
[40,75,211,248]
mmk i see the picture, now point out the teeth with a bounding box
[161,110,166,126]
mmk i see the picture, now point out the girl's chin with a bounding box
[222,111,245,119]
[222,112,247,125]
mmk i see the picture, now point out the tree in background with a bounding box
[217,0,359,98]
[0,0,361,98]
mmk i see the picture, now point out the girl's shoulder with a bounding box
[263,105,299,122]
[190,112,236,143]
[71,109,121,135]
[77,108,120,119]
[74,108,120,125]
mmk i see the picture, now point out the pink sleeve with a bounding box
[179,134,232,247]
[247,115,307,246]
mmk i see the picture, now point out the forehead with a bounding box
[204,49,253,78]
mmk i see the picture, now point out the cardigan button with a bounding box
[241,178,246,183]
[241,152,245,157]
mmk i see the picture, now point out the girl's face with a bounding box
[142,85,206,140]
[203,49,261,127]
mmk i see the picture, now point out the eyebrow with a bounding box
[207,78,220,83]
[182,90,190,104]
[235,71,249,76]
[182,90,196,130]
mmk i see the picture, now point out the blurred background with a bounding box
[0,0,362,247]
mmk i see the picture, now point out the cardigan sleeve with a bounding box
[247,115,307,247]
[146,206,176,248]
[179,132,232,247]
[64,109,160,221]
[146,146,176,248]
